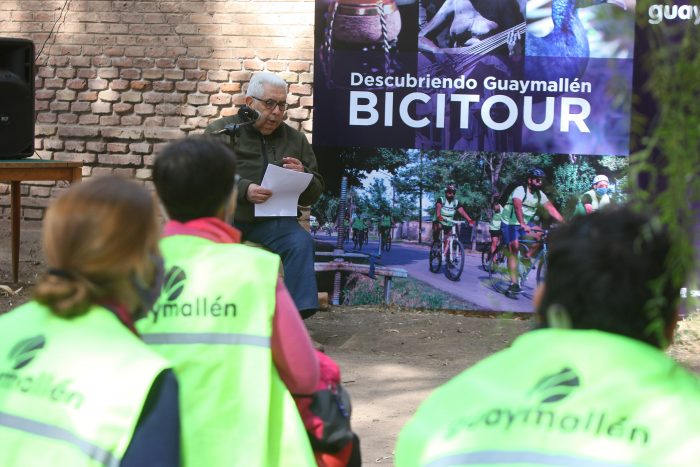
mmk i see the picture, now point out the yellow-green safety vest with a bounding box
[0,302,169,467]
[137,235,315,467]
[396,328,700,467]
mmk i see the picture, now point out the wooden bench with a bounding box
[314,258,408,305]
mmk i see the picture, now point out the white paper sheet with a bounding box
[255,163,313,217]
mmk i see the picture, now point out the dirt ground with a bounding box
[2,220,700,465]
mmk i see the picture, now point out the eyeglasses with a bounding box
[531,178,543,184]
[251,96,287,111]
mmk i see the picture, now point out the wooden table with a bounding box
[0,160,83,282]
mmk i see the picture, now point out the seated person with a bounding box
[396,206,700,466]
[0,176,179,466]
[137,136,319,467]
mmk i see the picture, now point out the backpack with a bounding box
[294,351,355,453]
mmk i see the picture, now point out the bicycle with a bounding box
[380,227,392,252]
[428,220,465,281]
[488,228,549,297]
[352,228,365,251]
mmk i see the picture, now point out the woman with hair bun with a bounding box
[0,176,180,467]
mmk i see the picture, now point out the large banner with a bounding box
[314,0,636,156]
[311,0,637,314]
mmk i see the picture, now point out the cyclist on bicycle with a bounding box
[351,212,367,245]
[500,168,564,294]
[487,200,503,260]
[379,213,393,243]
[579,174,614,215]
[433,184,475,248]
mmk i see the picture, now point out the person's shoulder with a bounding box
[204,115,238,133]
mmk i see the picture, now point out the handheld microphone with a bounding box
[212,105,260,135]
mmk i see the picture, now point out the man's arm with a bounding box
[296,135,324,206]
[543,201,564,223]
[457,206,474,224]
[512,197,531,233]
[436,201,444,221]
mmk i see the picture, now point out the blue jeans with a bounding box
[234,217,319,315]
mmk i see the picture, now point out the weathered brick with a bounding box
[114,103,133,114]
[86,141,106,153]
[290,83,312,95]
[155,103,178,115]
[36,112,57,123]
[242,59,265,70]
[163,93,186,104]
[35,89,55,100]
[78,91,98,102]
[164,116,185,127]
[44,78,65,89]
[144,116,165,126]
[106,143,129,153]
[143,69,164,80]
[220,83,241,93]
[207,70,229,82]
[98,90,120,102]
[100,115,120,126]
[143,92,164,104]
[98,68,119,79]
[58,113,78,124]
[175,81,197,92]
[155,58,176,68]
[35,100,50,111]
[180,105,197,117]
[210,93,231,106]
[121,68,141,80]
[44,139,64,151]
[54,151,97,163]
[30,186,52,197]
[299,96,313,107]
[197,105,217,117]
[143,127,185,139]
[37,67,55,78]
[176,58,197,69]
[50,101,69,111]
[105,46,125,56]
[101,127,143,140]
[134,103,155,115]
[135,168,151,180]
[79,114,100,125]
[122,91,143,103]
[187,94,208,105]
[56,89,77,101]
[88,78,109,90]
[92,56,111,67]
[67,78,87,90]
[197,82,218,94]
[163,69,184,80]
[110,79,130,91]
[185,70,207,81]
[91,101,111,114]
[153,81,174,92]
[100,154,142,166]
[56,67,76,79]
[130,142,152,154]
[113,168,136,178]
[120,115,143,126]
[130,80,151,91]
[230,71,252,82]
[65,140,86,152]
[134,58,155,69]
[35,125,57,136]
[112,57,134,67]
[266,60,287,72]
[77,68,97,79]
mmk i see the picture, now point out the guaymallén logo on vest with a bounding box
[149,265,237,323]
[444,367,651,446]
[2,335,85,409]
[8,335,46,370]
[530,367,580,404]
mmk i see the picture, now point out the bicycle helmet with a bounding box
[445,183,456,193]
[527,168,546,178]
[592,174,609,185]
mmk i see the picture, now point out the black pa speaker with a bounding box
[0,38,35,159]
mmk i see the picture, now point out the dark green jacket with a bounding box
[205,118,324,223]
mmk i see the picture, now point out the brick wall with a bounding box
[0,0,316,220]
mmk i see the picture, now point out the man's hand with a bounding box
[246,183,273,204]
[437,215,444,222]
[282,156,304,172]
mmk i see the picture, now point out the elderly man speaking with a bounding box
[205,72,324,319]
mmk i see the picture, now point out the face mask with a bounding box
[130,254,164,319]
[595,187,608,197]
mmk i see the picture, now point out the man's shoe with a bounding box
[507,283,522,294]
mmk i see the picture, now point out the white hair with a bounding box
[246,72,288,98]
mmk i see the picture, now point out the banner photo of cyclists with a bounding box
[313,0,636,156]
[311,0,637,313]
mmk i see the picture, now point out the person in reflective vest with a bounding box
[581,174,613,214]
[0,177,179,467]
[138,136,318,467]
[396,206,700,466]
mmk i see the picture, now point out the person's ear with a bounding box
[245,95,254,108]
